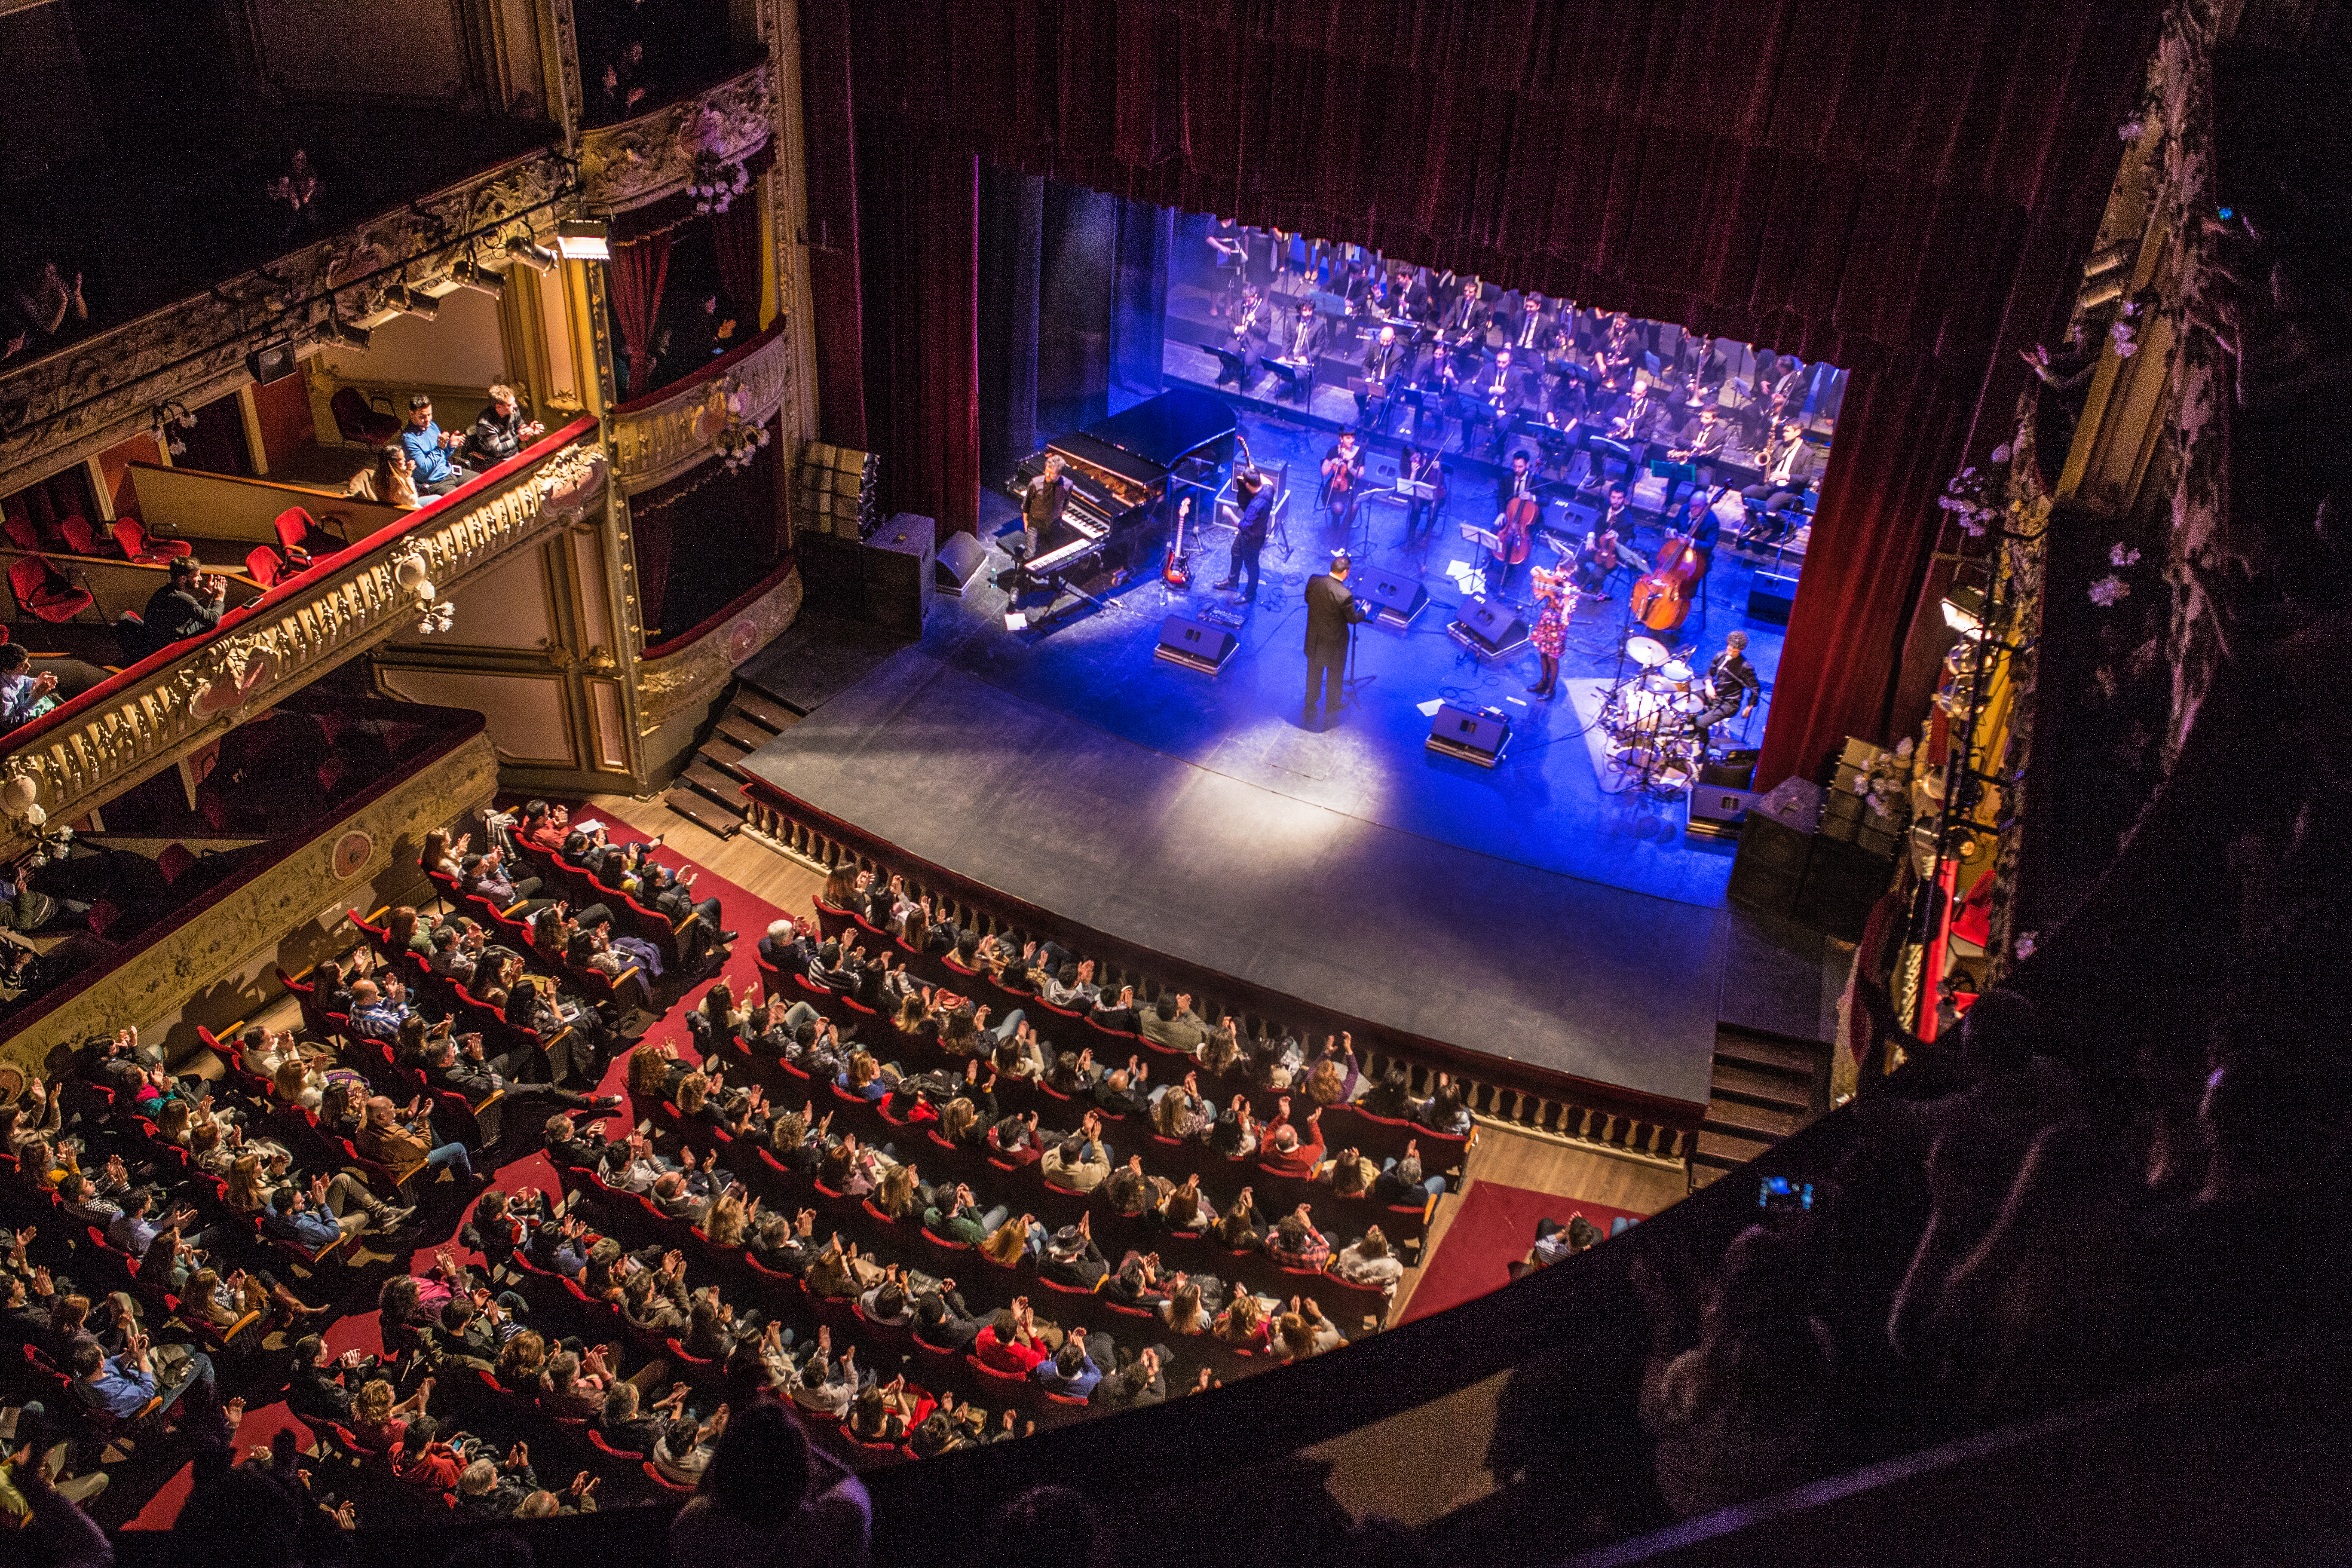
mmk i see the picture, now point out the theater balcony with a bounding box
[0,420,606,864]
[0,693,496,1069]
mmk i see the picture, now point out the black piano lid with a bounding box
[1077,389,1238,473]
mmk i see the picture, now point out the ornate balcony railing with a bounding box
[0,418,606,861]
[609,319,792,495]
[578,58,776,215]
[0,147,573,497]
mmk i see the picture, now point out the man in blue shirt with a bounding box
[1213,467,1273,603]
[399,395,467,497]
[346,977,413,1041]
[73,1333,215,1419]
[1031,1325,1104,1400]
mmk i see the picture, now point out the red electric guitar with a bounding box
[1164,496,1193,588]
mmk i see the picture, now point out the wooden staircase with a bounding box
[663,684,797,839]
[1689,1027,1829,1189]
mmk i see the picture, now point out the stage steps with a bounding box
[663,682,798,839]
[1689,1025,1831,1190]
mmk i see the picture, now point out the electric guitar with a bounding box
[1164,496,1193,588]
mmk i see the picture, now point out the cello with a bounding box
[1629,527,1701,632]
[1497,493,1538,573]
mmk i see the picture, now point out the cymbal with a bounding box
[1660,659,1694,682]
[1627,635,1671,668]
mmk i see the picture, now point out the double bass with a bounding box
[1629,528,1701,631]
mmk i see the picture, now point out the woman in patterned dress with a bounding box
[1527,565,1571,698]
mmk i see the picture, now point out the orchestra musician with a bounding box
[1020,453,1071,563]
[1668,404,1730,465]
[1357,324,1407,428]
[1213,466,1273,604]
[1222,285,1269,388]
[1467,346,1525,453]
[1689,630,1762,755]
[1570,518,1623,596]
[1666,488,1723,588]
[1274,299,1324,403]
[1526,564,1572,700]
[1513,291,1557,353]
[1490,450,1540,598]
[1439,275,1486,340]
[1397,447,1448,548]
[1611,382,1671,447]
[1743,419,1826,514]
[1319,429,1366,533]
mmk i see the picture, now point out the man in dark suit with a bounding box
[1467,348,1525,453]
[141,557,228,649]
[1303,549,1367,728]
[1214,467,1273,604]
[1271,300,1324,404]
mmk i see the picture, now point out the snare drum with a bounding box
[1659,659,1695,694]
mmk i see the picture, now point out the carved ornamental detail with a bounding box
[610,325,791,495]
[0,148,573,496]
[579,61,777,214]
[0,430,606,861]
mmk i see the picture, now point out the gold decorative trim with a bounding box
[0,147,573,497]
[635,563,802,734]
[579,61,777,216]
[611,328,792,495]
[0,432,606,861]
[3,731,498,1074]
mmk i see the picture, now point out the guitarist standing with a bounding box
[1214,469,1273,605]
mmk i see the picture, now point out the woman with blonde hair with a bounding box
[704,1186,752,1248]
[980,1212,1034,1269]
[225,1153,268,1213]
[273,1058,322,1112]
[1213,1288,1271,1351]
[873,1161,920,1224]
[1161,1280,1210,1337]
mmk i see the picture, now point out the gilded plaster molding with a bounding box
[0,432,606,861]
[634,562,801,735]
[610,326,791,495]
[0,148,573,496]
[578,60,776,215]
[2,732,499,1073]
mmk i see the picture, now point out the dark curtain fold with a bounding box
[855,121,981,536]
[713,196,765,323]
[819,0,2159,775]
[608,232,674,398]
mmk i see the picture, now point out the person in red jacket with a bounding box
[972,1299,1050,1376]
[1256,1097,1326,1180]
[395,1415,466,1490]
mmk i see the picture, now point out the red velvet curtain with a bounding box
[714,197,765,326]
[854,121,981,536]
[608,232,674,398]
[799,0,869,450]
[815,0,2158,770]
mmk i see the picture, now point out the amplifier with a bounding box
[1357,569,1430,629]
[1426,702,1510,767]
[1154,615,1238,674]
[1748,570,1799,625]
[1446,596,1529,659]
[863,513,935,635]
[935,530,989,597]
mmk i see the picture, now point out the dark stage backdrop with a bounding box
[802,0,2159,787]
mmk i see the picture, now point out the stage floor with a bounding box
[737,394,1836,1113]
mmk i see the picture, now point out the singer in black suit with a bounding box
[1304,550,1368,726]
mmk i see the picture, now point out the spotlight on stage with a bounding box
[555,218,612,262]
[506,236,559,274]
[1941,583,1987,637]
[386,284,439,322]
[322,318,371,351]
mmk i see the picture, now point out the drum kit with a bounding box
[1600,633,1706,795]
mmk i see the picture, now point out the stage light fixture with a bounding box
[506,235,558,273]
[555,218,611,262]
[387,284,440,322]
[1941,583,1987,636]
[448,259,505,300]
[323,318,372,351]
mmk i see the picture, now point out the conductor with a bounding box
[1304,548,1368,728]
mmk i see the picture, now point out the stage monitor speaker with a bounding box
[862,514,935,636]
[1686,785,1756,840]
[1357,569,1430,629]
[1727,778,1822,917]
[1446,596,1528,658]
[245,344,300,385]
[935,531,988,597]
[1748,571,1799,625]
[1426,702,1510,767]
[1795,837,1896,942]
[1154,614,1237,674]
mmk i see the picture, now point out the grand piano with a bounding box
[1003,389,1237,591]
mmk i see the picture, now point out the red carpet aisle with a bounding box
[124,803,791,1528]
[1400,1182,1648,1324]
